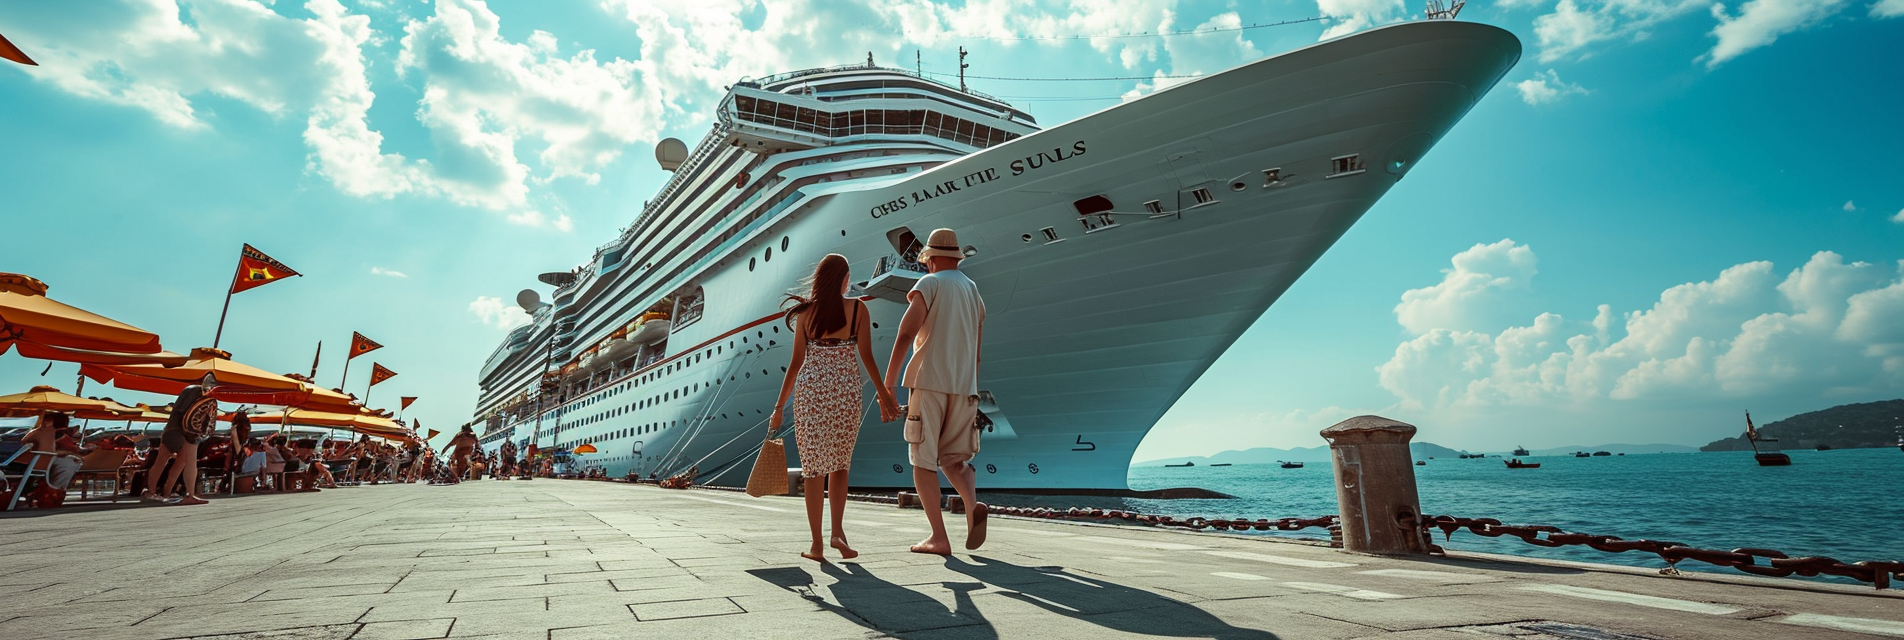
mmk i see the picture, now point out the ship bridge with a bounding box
[718,64,1038,154]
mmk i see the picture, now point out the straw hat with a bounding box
[916,228,964,261]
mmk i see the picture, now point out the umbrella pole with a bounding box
[212,287,235,350]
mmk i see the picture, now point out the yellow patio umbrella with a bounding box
[0,385,140,418]
[0,273,184,365]
[83,347,313,406]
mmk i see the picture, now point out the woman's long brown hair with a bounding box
[783,253,850,338]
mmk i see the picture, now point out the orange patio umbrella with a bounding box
[572,443,598,454]
[0,385,140,419]
[0,273,185,366]
[83,347,313,405]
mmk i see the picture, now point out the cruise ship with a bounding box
[468,20,1521,490]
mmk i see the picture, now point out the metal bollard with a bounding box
[1321,415,1432,555]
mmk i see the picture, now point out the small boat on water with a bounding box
[1573,451,1590,458]
[1416,460,1427,466]
[1278,461,1303,469]
[1592,451,1612,457]
[1815,444,1832,451]
[1744,411,1790,466]
[1504,459,1540,469]
[1165,461,1196,468]
[1513,445,1530,456]
[1210,463,1232,467]
[1458,452,1486,459]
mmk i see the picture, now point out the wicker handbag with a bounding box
[745,437,789,497]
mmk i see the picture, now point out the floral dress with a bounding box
[794,301,864,478]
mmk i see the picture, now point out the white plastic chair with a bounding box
[1,446,55,511]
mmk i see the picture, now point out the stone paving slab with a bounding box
[1,480,1900,640]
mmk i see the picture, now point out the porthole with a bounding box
[781,236,789,251]
[872,322,879,329]
[840,230,847,236]
[986,464,997,474]
[1230,181,1248,192]
[892,464,904,474]
[1028,463,1040,474]
[749,257,756,271]
[764,247,772,262]
[1021,234,1032,243]
[771,326,779,334]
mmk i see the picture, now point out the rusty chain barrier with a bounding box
[988,505,1339,534]
[634,479,1902,590]
[1418,514,1904,590]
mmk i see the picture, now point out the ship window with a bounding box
[1021,233,1032,243]
[1040,227,1060,244]
[1330,154,1365,176]
[1264,168,1282,185]
[749,257,756,271]
[1192,188,1215,204]
[764,247,772,262]
[1144,200,1163,214]
[780,236,789,251]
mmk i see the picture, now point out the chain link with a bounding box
[987,505,1339,533]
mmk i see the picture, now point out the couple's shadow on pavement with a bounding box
[748,555,1277,639]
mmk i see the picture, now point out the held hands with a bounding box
[876,385,902,423]
[768,407,783,433]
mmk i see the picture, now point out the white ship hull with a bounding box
[478,21,1520,490]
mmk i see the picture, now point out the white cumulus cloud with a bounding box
[1706,0,1852,68]
[370,266,408,278]
[1532,0,1707,63]
[1376,248,1904,412]
[1517,69,1589,105]
[1876,0,1904,16]
[505,210,575,232]
[1843,200,1857,211]
[468,295,530,330]
[1394,239,1539,334]
[1893,208,1904,223]
[1315,0,1408,39]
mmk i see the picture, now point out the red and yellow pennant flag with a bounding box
[0,32,36,66]
[348,331,382,359]
[230,244,301,294]
[427,428,440,440]
[400,396,418,410]
[368,362,398,387]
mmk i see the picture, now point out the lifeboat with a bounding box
[628,314,672,345]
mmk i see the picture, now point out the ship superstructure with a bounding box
[469,21,1521,489]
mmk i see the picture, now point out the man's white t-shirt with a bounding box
[902,269,986,396]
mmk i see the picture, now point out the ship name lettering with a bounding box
[870,197,908,219]
[1009,140,1087,177]
[908,179,963,205]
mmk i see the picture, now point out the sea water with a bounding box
[1004,448,1904,585]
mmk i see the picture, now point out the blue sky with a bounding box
[2,0,1900,458]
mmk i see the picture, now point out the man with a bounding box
[144,375,218,505]
[447,425,478,481]
[498,440,517,479]
[20,411,84,496]
[883,227,988,556]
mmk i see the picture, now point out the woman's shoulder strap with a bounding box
[848,298,862,338]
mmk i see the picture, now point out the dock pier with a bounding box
[3,479,1900,639]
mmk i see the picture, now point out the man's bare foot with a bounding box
[910,537,952,556]
[965,502,989,551]
[831,535,858,559]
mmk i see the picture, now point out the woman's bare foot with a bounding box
[910,537,952,556]
[800,545,827,562]
[174,496,208,506]
[831,535,858,560]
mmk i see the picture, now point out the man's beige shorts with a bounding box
[904,388,980,472]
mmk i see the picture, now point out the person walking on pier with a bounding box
[771,253,901,562]
[447,425,478,482]
[143,376,218,505]
[883,228,988,556]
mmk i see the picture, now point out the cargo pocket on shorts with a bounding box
[903,413,924,444]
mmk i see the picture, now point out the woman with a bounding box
[769,253,900,562]
[143,376,218,505]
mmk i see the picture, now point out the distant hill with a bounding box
[1701,399,1904,451]
[1134,441,1694,467]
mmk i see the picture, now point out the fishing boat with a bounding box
[1572,451,1589,458]
[1592,451,1611,457]
[1504,458,1539,469]
[1278,461,1303,469]
[1512,445,1529,456]
[1459,452,1486,459]
[1744,411,1790,466]
[1164,461,1196,468]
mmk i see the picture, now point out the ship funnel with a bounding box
[655,138,688,171]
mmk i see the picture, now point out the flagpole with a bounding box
[309,341,322,380]
[212,286,235,349]
[339,356,352,391]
